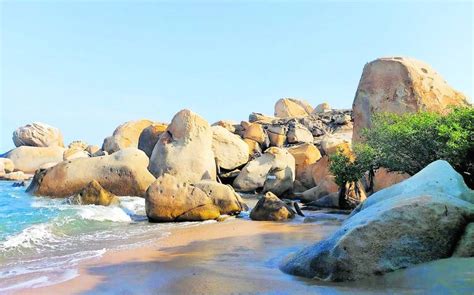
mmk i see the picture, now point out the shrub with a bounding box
[361,106,474,188]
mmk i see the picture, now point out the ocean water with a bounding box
[0,181,210,292]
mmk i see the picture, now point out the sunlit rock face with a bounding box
[281,160,474,281]
[352,57,469,143]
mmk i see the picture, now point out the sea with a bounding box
[0,180,211,292]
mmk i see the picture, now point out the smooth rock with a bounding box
[194,180,248,215]
[68,140,88,150]
[212,120,239,133]
[138,123,168,157]
[1,171,33,181]
[243,138,262,157]
[275,98,312,118]
[243,123,267,144]
[145,174,220,222]
[27,148,155,197]
[0,158,14,173]
[86,145,101,155]
[149,109,216,183]
[287,123,314,144]
[320,135,351,156]
[312,103,331,114]
[211,126,249,170]
[352,57,469,143]
[267,125,287,147]
[70,180,120,206]
[5,146,65,173]
[102,119,154,154]
[288,144,321,188]
[234,147,295,196]
[13,122,64,147]
[373,168,411,193]
[281,160,474,281]
[63,148,90,161]
[250,192,295,221]
[301,180,339,203]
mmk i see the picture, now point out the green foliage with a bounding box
[329,145,375,188]
[361,106,474,187]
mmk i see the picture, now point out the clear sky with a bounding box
[1,1,472,152]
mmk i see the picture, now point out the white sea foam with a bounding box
[0,223,58,251]
[77,205,132,222]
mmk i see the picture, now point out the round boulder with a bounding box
[250,192,295,221]
[149,109,216,183]
[13,122,64,148]
[211,126,249,171]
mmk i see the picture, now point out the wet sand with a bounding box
[17,217,474,295]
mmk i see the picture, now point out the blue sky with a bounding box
[1,1,472,152]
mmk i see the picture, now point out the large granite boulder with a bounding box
[4,146,65,173]
[27,148,155,197]
[138,123,168,157]
[281,160,474,281]
[149,109,216,183]
[274,98,312,118]
[243,122,267,145]
[69,180,120,206]
[211,126,249,170]
[372,168,410,193]
[250,192,295,221]
[352,57,470,143]
[288,143,321,188]
[102,119,154,154]
[233,147,295,196]
[194,180,248,215]
[145,174,220,222]
[12,122,64,148]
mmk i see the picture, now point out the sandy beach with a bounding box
[15,216,473,295]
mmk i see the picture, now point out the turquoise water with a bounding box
[0,180,208,292]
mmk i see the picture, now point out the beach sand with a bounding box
[16,217,474,295]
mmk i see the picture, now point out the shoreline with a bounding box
[13,216,474,295]
[17,217,338,294]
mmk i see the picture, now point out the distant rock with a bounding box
[27,148,155,197]
[287,123,313,144]
[0,158,15,173]
[249,112,275,124]
[352,57,470,143]
[63,148,89,161]
[312,103,331,113]
[267,125,287,147]
[70,180,120,206]
[102,119,154,154]
[68,140,88,150]
[250,192,295,221]
[13,122,64,148]
[243,122,267,145]
[1,171,33,181]
[212,120,239,133]
[301,180,339,203]
[5,146,65,174]
[288,144,321,189]
[281,160,474,281]
[145,174,220,222]
[274,98,312,118]
[211,126,249,171]
[149,109,216,183]
[138,123,168,157]
[86,145,101,155]
[233,147,295,196]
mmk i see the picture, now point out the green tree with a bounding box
[329,145,375,209]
